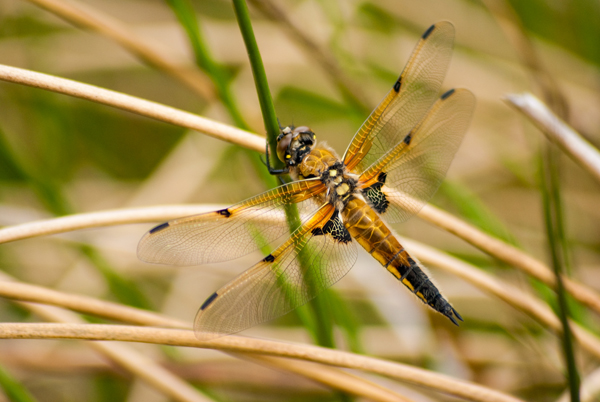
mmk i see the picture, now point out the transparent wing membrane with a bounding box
[359,88,476,223]
[194,204,357,339]
[343,21,455,174]
[137,180,325,266]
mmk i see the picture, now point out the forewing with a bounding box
[137,179,325,266]
[193,203,357,339]
[359,89,475,223]
[343,21,455,173]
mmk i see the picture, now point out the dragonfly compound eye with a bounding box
[276,129,293,163]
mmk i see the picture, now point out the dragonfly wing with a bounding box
[359,88,475,223]
[193,203,357,339]
[137,179,325,266]
[343,21,455,173]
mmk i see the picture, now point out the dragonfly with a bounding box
[138,21,475,339]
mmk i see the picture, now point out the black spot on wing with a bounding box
[217,208,231,218]
[441,88,455,100]
[263,254,275,263]
[200,292,218,310]
[362,172,390,214]
[403,132,412,145]
[311,213,352,244]
[422,24,435,39]
[393,77,402,93]
[149,222,169,234]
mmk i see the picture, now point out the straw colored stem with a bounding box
[16,303,211,402]
[240,354,415,402]
[418,204,600,316]
[3,202,600,321]
[401,238,600,360]
[0,205,214,243]
[0,279,186,328]
[0,64,264,152]
[0,273,426,402]
[505,93,600,184]
[0,322,525,402]
[25,0,214,100]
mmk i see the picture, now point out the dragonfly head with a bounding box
[276,126,316,166]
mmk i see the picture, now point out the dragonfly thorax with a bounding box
[321,161,358,210]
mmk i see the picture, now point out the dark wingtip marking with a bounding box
[149,222,169,234]
[441,88,455,100]
[422,24,435,39]
[200,292,218,310]
[393,78,402,93]
[217,208,231,218]
[263,254,275,263]
[403,133,412,145]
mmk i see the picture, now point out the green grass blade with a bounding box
[231,0,280,159]
[165,0,250,130]
[0,365,38,402]
[539,144,580,402]
[231,2,341,346]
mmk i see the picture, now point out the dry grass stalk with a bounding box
[3,200,600,322]
[0,64,263,151]
[402,238,600,360]
[418,204,600,316]
[9,298,211,402]
[0,274,429,402]
[25,0,214,100]
[505,93,600,184]
[0,322,525,402]
[239,354,416,402]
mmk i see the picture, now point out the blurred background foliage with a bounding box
[0,0,599,401]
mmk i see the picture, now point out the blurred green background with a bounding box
[0,0,599,401]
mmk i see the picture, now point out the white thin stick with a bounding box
[0,65,264,153]
[505,92,600,183]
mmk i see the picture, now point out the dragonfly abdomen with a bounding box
[343,196,462,325]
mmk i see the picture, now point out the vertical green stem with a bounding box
[230,0,336,349]
[231,0,281,168]
[539,144,580,402]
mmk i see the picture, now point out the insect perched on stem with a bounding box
[138,21,475,339]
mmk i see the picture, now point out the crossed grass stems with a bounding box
[1,1,600,401]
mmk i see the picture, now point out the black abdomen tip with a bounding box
[149,222,170,234]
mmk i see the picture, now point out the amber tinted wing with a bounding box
[358,88,475,224]
[343,21,455,173]
[194,203,357,339]
[137,179,325,266]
